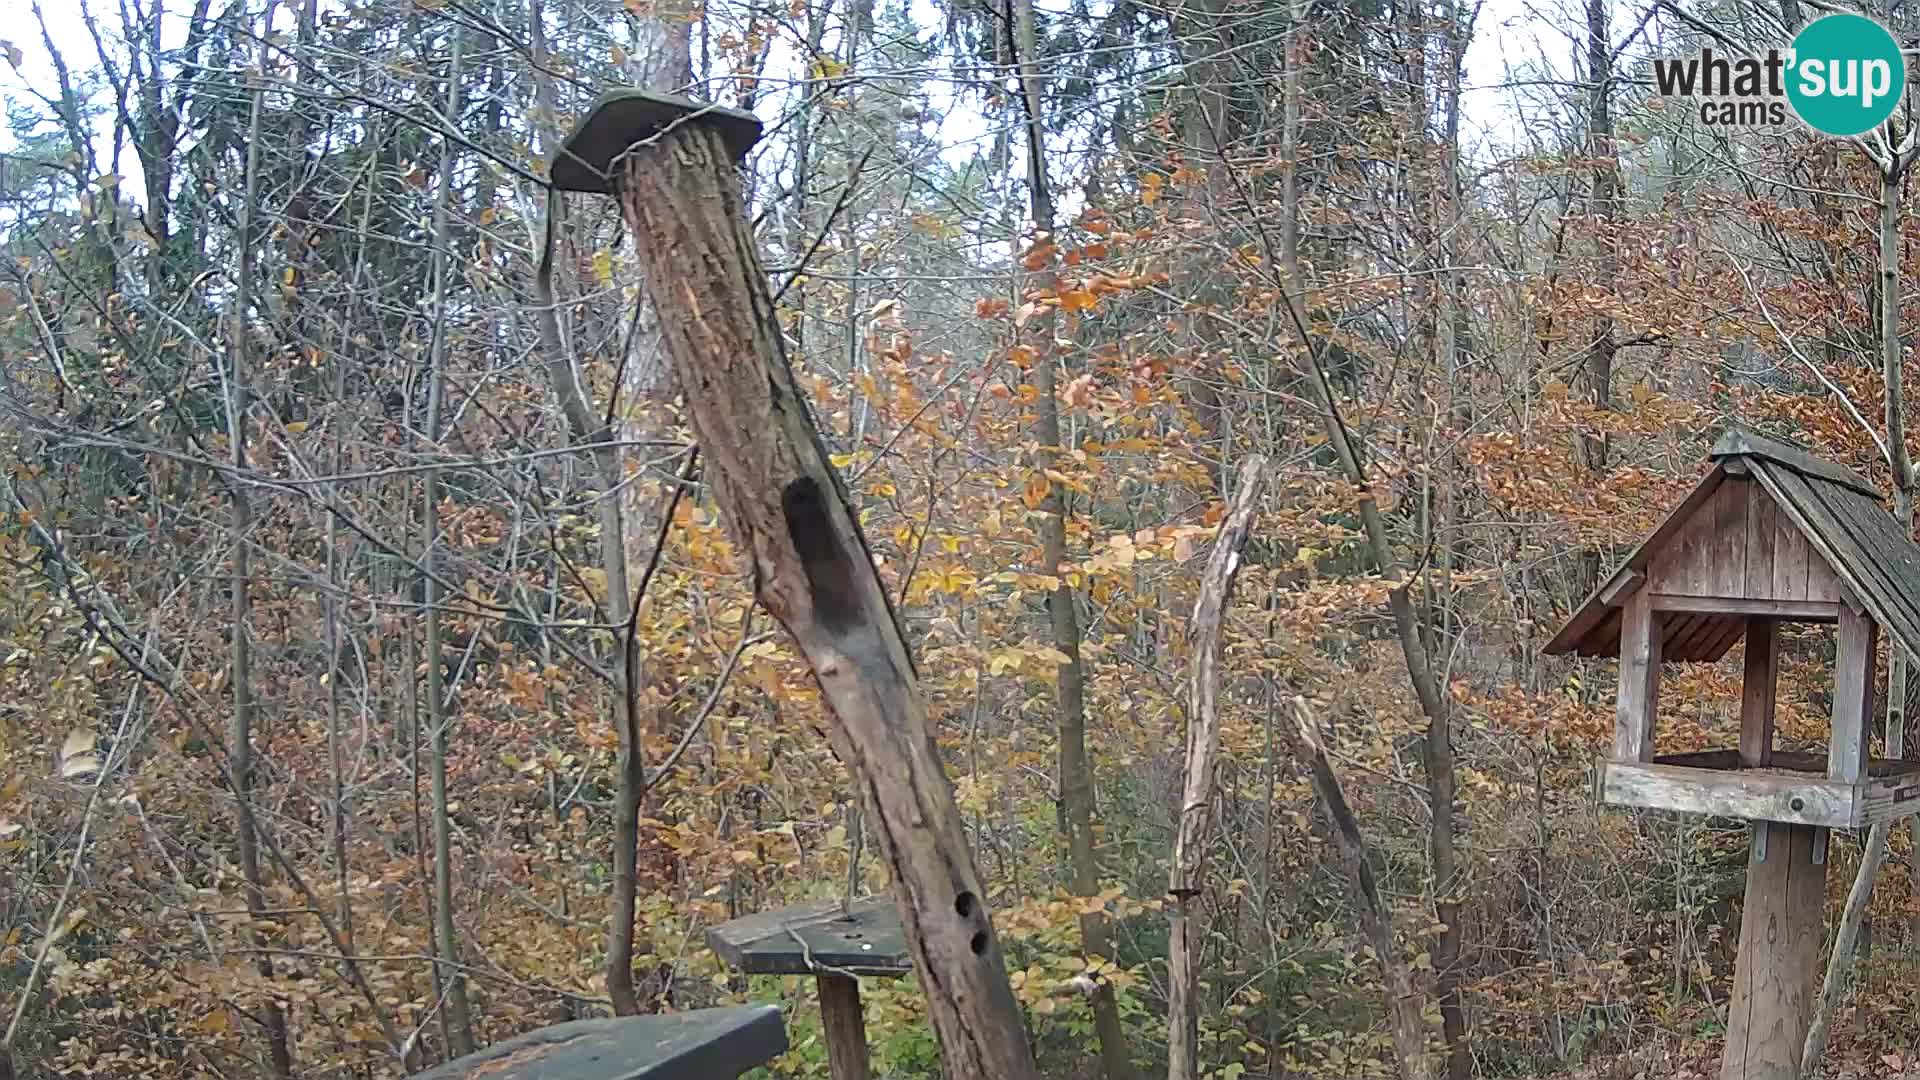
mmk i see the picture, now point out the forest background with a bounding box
[6,0,1920,1077]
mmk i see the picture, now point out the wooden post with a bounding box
[1613,586,1661,761]
[561,93,1040,1080]
[1721,821,1828,1080]
[1167,457,1269,1080]
[817,975,870,1080]
[1831,606,1876,784]
[1741,617,1777,768]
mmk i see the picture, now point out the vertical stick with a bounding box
[1741,617,1778,768]
[817,975,871,1080]
[1613,587,1661,762]
[1723,821,1827,1080]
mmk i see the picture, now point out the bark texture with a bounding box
[612,125,1038,1080]
[1167,456,1268,1079]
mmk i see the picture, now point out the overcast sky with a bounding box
[0,0,1680,204]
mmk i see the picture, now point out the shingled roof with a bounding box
[1543,429,1920,664]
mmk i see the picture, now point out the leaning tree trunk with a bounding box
[1167,457,1268,1080]
[607,117,1040,1080]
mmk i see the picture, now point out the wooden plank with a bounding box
[1712,428,1881,497]
[1831,606,1876,784]
[414,1008,789,1080]
[1755,467,1890,631]
[1599,569,1644,607]
[1602,762,1858,826]
[1660,614,1702,659]
[1810,485,1910,612]
[1545,466,1727,656]
[1812,483,1920,642]
[1697,616,1752,663]
[1614,588,1662,762]
[1772,510,1810,602]
[1858,769,1920,824]
[708,900,912,977]
[1710,479,1750,596]
[1720,821,1829,1080]
[1770,467,1920,657]
[818,975,872,1080]
[1742,617,1778,768]
[1746,486,1778,598]
[1649,594,1841,620]
[1676,615,1728,659]
[1653,749,1920,778]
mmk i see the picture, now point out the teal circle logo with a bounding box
[1786,13,1905,136]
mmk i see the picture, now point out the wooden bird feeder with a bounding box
[1545,428,1920,1080]
[413,1005,786,1079]
[708,899,912,1080]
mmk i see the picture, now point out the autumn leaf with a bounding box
[1022,471,1051,509]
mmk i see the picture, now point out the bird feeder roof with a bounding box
[707,898,912,978]
[1544,429,1920,664]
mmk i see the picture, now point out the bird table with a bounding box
[412,1005,785,1079]
[708,899,913,1080]
[1546,428,1920,1080]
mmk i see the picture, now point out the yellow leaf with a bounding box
[1141,172,1163,206]
[1060,289,1097,313]
[284,421,309,434]
[592,249,614,285]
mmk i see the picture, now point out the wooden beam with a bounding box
[1742,617,1778,768]
[1614,587,1661,762]
[818,975,871,1080]
[1602,762,1859,828]
[1650,594,1842,621]
[1600,569,1645,607]
[1720,822,1827,1080]
[1831,607,1876,784]
[413,1008,788,1080]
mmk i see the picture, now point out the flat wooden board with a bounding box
[1607,752,1920,827]
[414,1007,786,1080]
[708,899,913,977]
[552,89,762,194]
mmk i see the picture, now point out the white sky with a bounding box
[0,0,1714,209]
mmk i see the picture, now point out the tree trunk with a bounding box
[610,117,1040,1080]
[1806,147,1919,1070]
[1276,2,1441,1076]
[1579,0,1617,596]
[1006,1,1132,1077]
[1291,699,1437,1080]
[1168,457,1269,1080]
[230,5,292,1072]
[421,24,476,1056]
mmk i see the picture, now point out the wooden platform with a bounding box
[413,1007,786,1080]
[707,898,912,978]
[1603,749,1920,827]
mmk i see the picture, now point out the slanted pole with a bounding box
[572,95,1040,1080]
[1721,821,1827,1080]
